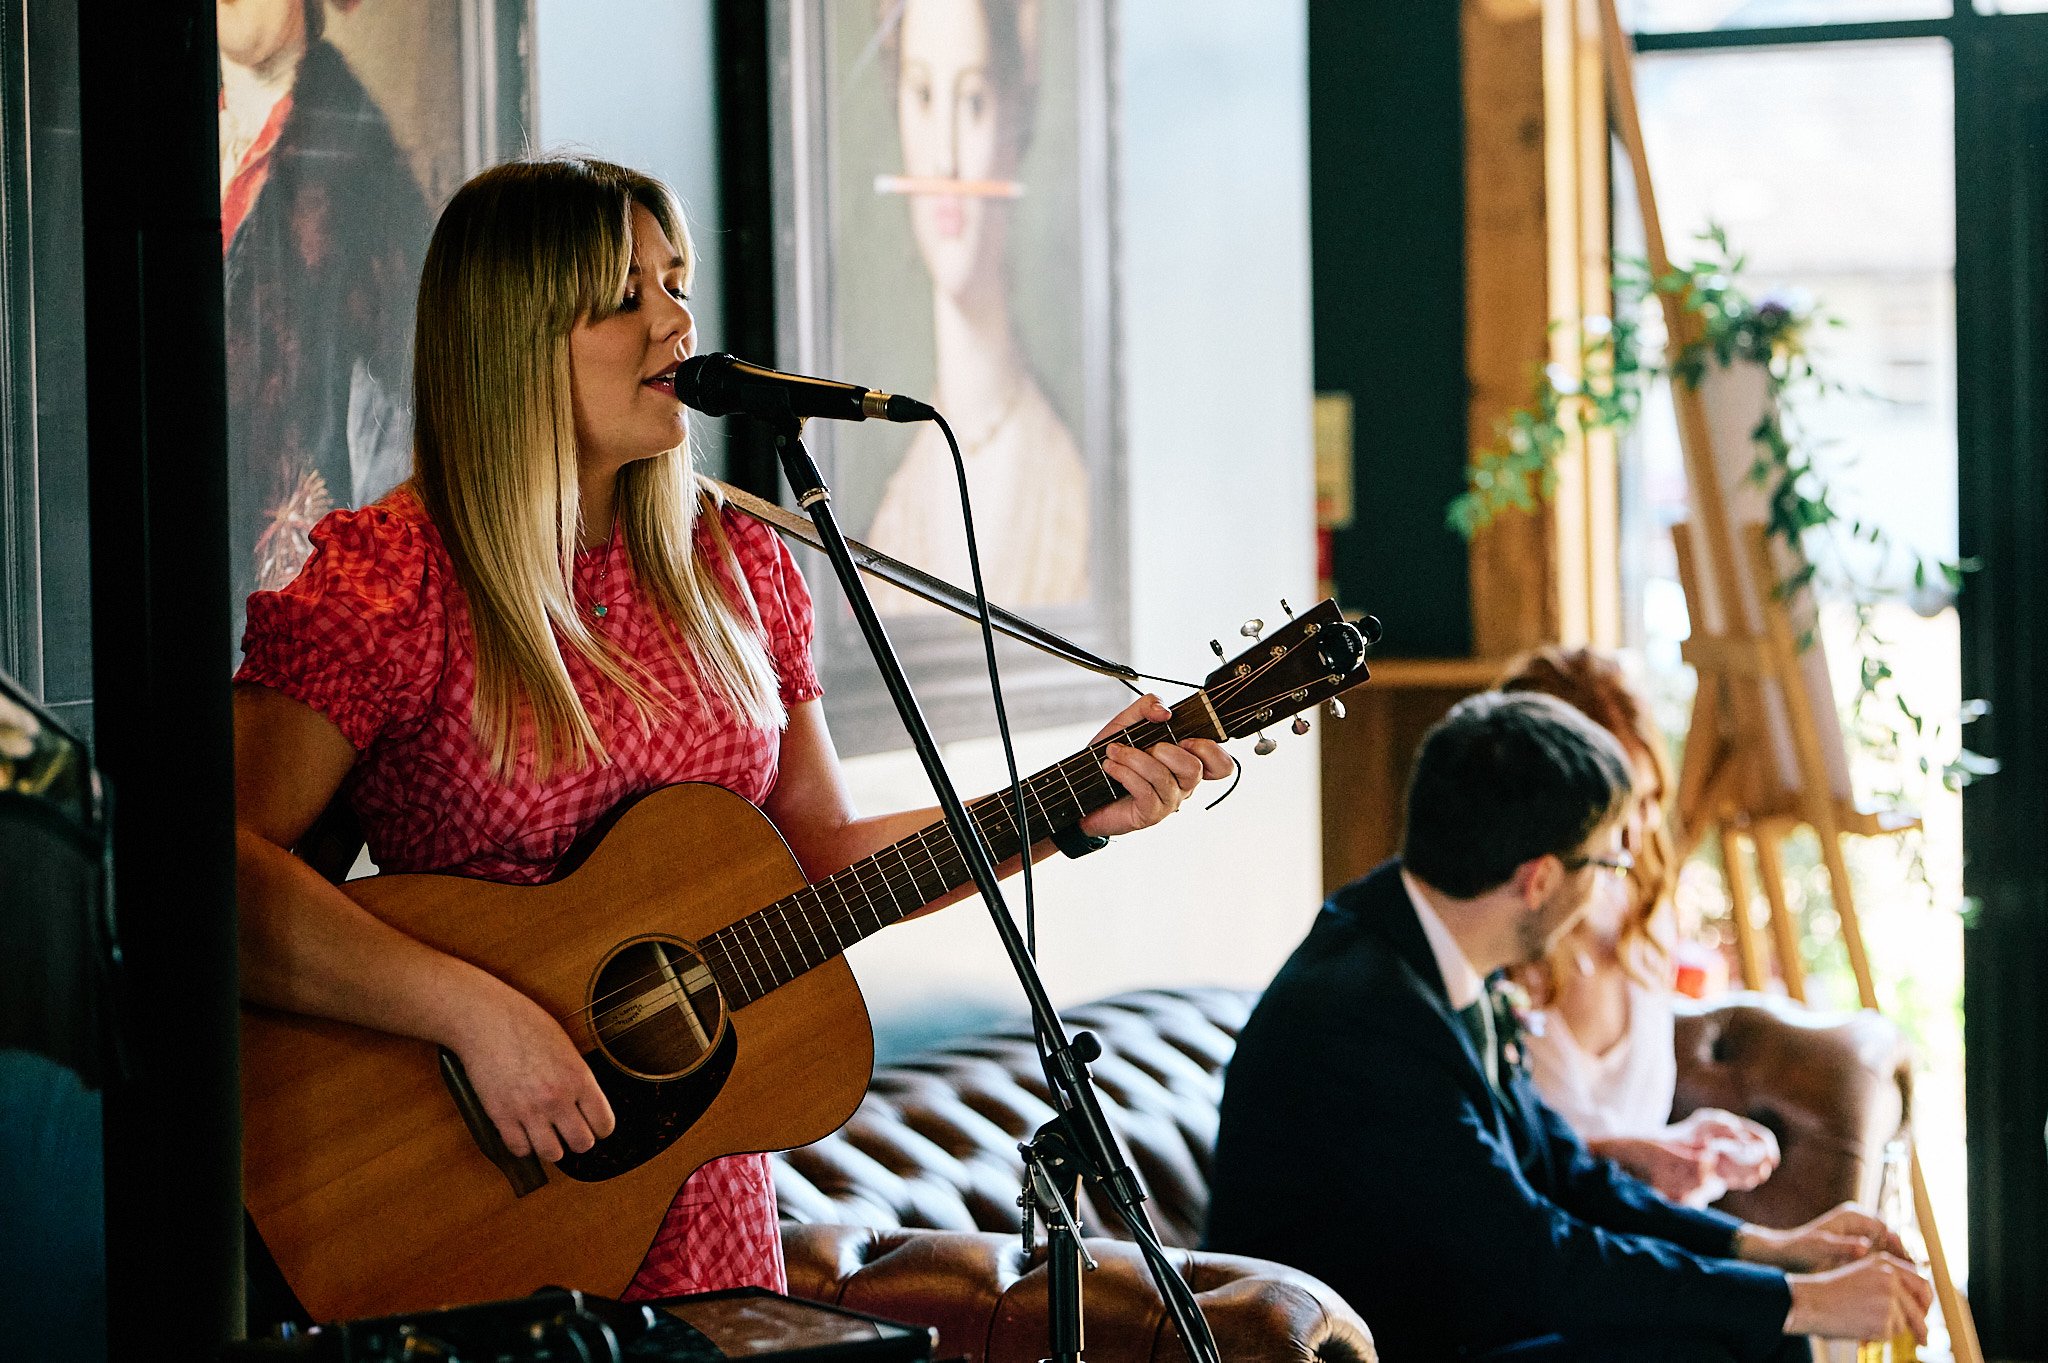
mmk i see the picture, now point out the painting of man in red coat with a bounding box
[218,0,433,651]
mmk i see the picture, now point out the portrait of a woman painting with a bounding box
[864,0,1091,611]
[792,0,1124,753]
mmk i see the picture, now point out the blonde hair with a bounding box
[411,156,784,779]
[1498,647,1677,997]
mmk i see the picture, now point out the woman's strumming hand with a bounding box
[448,976,618,1164]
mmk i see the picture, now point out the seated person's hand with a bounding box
[1783,1253,1932,1345]
[1669,1106,1781,1192]
[1738,1202,1911,1272]
[1075,695,1234,839]
[1591,1134,1719,1204]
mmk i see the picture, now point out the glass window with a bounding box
[1972,0,2048,12]
[1622,0,1949,30]
[1617,32,1968,1299]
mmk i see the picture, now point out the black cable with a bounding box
[932,412,1040,957]
[1201,757,1245,811]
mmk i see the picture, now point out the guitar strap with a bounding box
[699,473,1140,685]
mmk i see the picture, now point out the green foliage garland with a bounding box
[1450,228,1993,801]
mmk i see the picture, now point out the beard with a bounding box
[1518,873,1610,965]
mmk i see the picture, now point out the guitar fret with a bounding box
[844,864,884,935]
[868,855,904,924]
[722,926,766,1003]
[892,844,925,906]
[1054,761,1085,824]
[875,853,911,923]
[705,937,751,1005]
[982,795,1017,857]
[1090,746,1120,799]
[919,829,950,893]
[793,890,831,965]
[753,908,793,988]
[822,874,858,939]
[818,885,854,951]
[799,895,830,966]
[847,871,880,933]
[1028,782,1058,837]
[743,931,772,1000]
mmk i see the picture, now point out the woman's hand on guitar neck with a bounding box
[1075,695,1235,840]
[448,975,618,1163]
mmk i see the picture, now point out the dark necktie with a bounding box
[1457,995,1498,1095]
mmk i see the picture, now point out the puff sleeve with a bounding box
[234,503,445,752]
[717,508,823,707]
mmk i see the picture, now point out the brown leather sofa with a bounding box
[773,986,1911,1363]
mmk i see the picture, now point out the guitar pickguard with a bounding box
[555,1023,740,1183]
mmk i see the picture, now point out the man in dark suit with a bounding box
[1207,692,1930,1362]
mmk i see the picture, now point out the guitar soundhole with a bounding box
[588,936,728,1082]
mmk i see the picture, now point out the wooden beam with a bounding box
[1463,0,1617,657]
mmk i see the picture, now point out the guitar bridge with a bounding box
[438,1047,548,1198]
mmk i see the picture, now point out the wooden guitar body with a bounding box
[241,783,874,1321]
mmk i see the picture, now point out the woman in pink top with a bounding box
[232,156,1231,1301]
[1502,648,1780,1207]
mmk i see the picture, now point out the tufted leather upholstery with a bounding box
[1672,992,1911,1229]
[781,1225,1372,1363]
[775,987,1908,1361]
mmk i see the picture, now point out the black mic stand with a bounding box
[763,413,1219,1363]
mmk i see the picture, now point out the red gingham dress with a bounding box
[236,485,822,1300]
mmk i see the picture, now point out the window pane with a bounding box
[1622,0,1948,30]
[1616,37,1967,1304]
[1624,39,1955,602]
[1973,0,2048,12]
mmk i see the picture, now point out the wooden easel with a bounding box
[1596,4,1983,1359]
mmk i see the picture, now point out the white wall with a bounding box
[533,0,1323,1053]
[533,0,727,358]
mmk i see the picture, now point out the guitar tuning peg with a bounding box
[1291,716,1311,736]
[1209,639,1225,660]
[1253,733,1278,756]
[1280,599,1295,619]
[1240,618,1265,640]
[1327,697,1347,720]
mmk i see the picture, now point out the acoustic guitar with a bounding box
[242,600,1371,1320]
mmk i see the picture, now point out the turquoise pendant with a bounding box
[591,604,608,618]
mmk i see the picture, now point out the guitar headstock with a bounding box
[1201,600,1379,742]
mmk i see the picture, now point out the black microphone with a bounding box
[674,353,936,424]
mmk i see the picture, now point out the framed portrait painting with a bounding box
[769,0,1129,757]
[219,0,530,656]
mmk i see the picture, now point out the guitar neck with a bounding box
[703,691,1226,1005]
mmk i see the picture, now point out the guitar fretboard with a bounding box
[700,693,1224,1006]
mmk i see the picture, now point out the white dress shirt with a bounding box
[1401,866,1486,1011]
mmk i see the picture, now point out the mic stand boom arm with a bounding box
[763,412,1220,1363]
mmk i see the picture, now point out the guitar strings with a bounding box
[579,669,1302,1034]
[575,707,1175,1025]
[579,750,1106,1033]
[570,636,1332,1033]
[573,640,1326,1035]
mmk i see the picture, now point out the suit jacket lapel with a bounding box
[1343,863,1519,1144]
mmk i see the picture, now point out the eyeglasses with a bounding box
[1562,849,1635,880]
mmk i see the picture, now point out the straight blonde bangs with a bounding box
[412,156,783,781]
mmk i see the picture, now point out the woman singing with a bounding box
[232,156,1230,1300]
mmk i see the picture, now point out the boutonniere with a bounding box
[1489,978,1542,1074]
